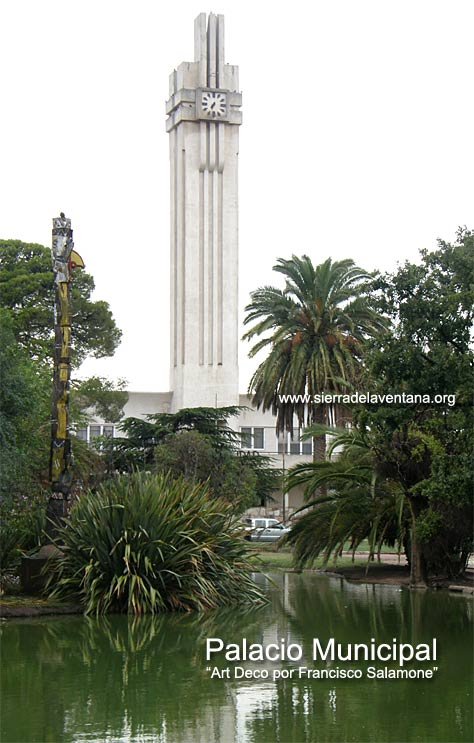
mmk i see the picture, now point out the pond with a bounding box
[1,573,472,743]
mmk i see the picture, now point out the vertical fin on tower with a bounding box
[194,13,207,86]
[217,15,225,88]
[207,14,217,88]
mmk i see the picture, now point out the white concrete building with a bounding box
[81,14,312,517]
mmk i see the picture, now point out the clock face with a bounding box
[201,91,227,119]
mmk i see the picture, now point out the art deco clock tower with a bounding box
[166,13,242,411]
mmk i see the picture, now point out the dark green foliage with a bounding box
[152,406,243,445]
[0,312,50,568]
[238,451,282,506]
[116,406,242,458]
[154,430,257,510]
[111,406,242,469]
[374,227,473,359]
[110,407,281,510]
[72,376,128,425]
[154,429,215,481]
[412,434,473,577]
[366,227,473,427]
[0,241,125,558]
[48,472,266,614]
[0,491,48,583]
[286,231,473,582]
[361,229,473,579]
[0,240,122,365]
[0,309,50,498]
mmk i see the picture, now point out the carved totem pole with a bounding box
[47,213,84,533]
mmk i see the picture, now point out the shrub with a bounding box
[153,429,257,511]
[47,472,265,614]
[0,490,47,589]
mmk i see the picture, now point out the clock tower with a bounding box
[166,13,242,411]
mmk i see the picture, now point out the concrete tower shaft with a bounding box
[166,13,241,411]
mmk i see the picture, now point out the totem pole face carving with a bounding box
[52,214,74,284]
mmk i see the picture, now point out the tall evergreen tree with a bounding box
[0,240,122,364]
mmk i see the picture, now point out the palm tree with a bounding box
[285,423,458,587]
[243,256,387,460]
[284,426,408,568]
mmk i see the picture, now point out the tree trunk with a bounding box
[45,495,68,540]
[334,403,351,429]
[407,498,427,587]
[312,404,327,498]
[312,404,326,463]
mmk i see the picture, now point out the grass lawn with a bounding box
[351,539,400,554]
[248,547,403,572]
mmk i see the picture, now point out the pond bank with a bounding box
[321,565,473,593]
[2,555,472,617]
[0,596,81,618]
[252,549,474,594]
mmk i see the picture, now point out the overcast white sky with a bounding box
[1,0,473,392]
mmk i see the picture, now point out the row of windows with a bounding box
[240,427,313,455]
[278,434,313,456]
[76,424,115,442]
[240,427,264,449]
[75,424,312,456]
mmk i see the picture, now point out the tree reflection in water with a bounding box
[1,573,472,743]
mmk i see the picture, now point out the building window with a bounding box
[240,427,252,448]
[240,426,264,450]
[253,428,264,449]
[302,440,312,455]
[277,430,313,456]
[290,438,300,455]
[277,434,288,454]
[74,424,115,443]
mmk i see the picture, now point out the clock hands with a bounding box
[201,92,226,118]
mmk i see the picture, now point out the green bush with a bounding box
[48,472,265,614]
[0,491,47,586]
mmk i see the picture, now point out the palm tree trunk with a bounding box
[335,403,351,429]
[312,404,326,463]
[312,404,327,498]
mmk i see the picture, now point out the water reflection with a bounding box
[1,573,472,743]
